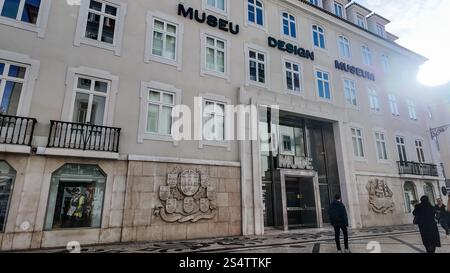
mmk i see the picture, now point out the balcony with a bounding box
[47,121,121,153]
[0,114,37,146]
[397,161,439,177]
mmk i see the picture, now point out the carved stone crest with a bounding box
[154,168,217,223]
[366,179,395,214]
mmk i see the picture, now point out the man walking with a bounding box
[435,198,450,238]
[329,193,350,253]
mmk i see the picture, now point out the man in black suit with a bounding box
[328,193,350,253]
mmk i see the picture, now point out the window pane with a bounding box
[256,8,263,25]
[249,60,257,81]
[0,63,4,75]
[72,92,90,123]
[206,37,215,47]
[258,62,265,83]
[8,65,26,79]
[85,12,100,40]
[1,0,20,19]
[162,93,173,104]
[89,0,102,11]
[258,53,264,62]
[167,24,176,34]
[160,106,172,135]
[154,20,164,31]
[217,50,225,72]
[165,35,176,60]
[20,0,41,24]
[77,78,91,90]
[105,4,117,16]
[217,0,225,10]
[207,0,215,7]
[206,48,215,70]
[94,81,108,93]
[101,17,116,44]
[149,91,160,102]
[152,31,163,56]
[0,81,22,115]
[90,95,105,125]
[147,104,159,133]
[215,114,224,140]
[216,40,225,49]
[286,71,292,90]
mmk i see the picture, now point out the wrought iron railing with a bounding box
[0,114,37,146]
[47,121,121,153]
[397,161,439,177]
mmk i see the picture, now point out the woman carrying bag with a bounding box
[413,196,441,253]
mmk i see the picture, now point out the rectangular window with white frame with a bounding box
[351,127,365,158]
[374,131,388,160]
[203,99,225,142]
[415,139,425,163]
[205,0,227,16]
[0,0,51,37]
[368,88,380,111]
[388,94,399,116]
[407,99,417,120]
[281,12,297,39]
[315,69,331,100]
[362,45,372,66]
[201,32,230,80]
[333,2,344,18]
[0,60,28,116]
[376,23,385,37]
[381,54,390,72]
[145,12,183,70]
[343,78,357,107]
[247,0,264,27]
[396,136,407,162]
[74,0,127,55]
[247,47,267,86]
[356,13,366,28]
[338,35,351,59]
[283,59,302,94]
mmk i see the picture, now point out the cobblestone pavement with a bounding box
[22,225,450,253]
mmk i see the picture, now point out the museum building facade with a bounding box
[0,0,446,250]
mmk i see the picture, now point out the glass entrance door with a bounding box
[286,177,317,228]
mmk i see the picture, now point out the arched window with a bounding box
[44,164,106,230]
[338,35,350,59]
[248,0,264,26]
[312,25,325,49]
[423,182,436,205]
[0,161,16,232]
[404,181,417,213]
[282,12,297,38]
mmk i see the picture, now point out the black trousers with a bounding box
[439,218,450,235]
[425,246,436,253]
[333,225,349,251]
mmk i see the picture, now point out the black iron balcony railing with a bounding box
[397,161,439,177]
[0,114,37,146]
[47,121,121,153]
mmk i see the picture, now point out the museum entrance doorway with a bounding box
[286,176,317,228]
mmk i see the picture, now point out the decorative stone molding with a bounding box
[154,167,217,223]
[366,179,395,214]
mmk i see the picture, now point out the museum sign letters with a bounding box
[334,60,375,81]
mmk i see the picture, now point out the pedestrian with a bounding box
[413,196,441,253]
[435,198,449,238]
[328,193,350,253]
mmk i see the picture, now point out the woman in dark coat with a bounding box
[413,196,441,253]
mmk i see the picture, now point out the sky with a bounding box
[356,0,450,87]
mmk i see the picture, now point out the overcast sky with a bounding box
[356,0,450,86]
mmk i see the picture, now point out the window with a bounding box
[315,70,331,100]
[205,35,226,74]
[368,88,380,111]
[407,99,417,120]
[151,19,177,61]
[351,127,364,158]
[248,0,263,26]
[404,181,417,213]
[309,0,321,6]
[146,90,174,136]
[282,12,296,39]
[207,0,226,12]
[0,61,27,115]
[415,139,425,163]
[334,2,344,18]
[203,99,225,142]
[423,183,435,205]
[356,13,365,28]
[0,161,16,232]
[376,23,385,37]
[396,136,407,162]
[44,164,106,230]
[312,25,325,49]
[388,94,399,116]
[338,36,351,59]
[1,0,40,24]
[344,79,357,106]
[362,45,372,66]
[375,131,388,160]
[283,60,302,93]
[248,49,266,85]
[75,0,127,55]
[381,54,390,72]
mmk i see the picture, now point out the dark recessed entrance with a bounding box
[286,176,317,228]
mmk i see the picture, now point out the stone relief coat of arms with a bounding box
[366,179,395,214]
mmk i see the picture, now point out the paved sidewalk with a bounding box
[21,224,450,253]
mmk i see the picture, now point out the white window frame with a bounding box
[74,0,127,56]
[309,0,322,7]
[376,23,385,37]
[388,94,400,116]
[361,45,372,66]
[245,0,266,31]
[381,54,390,72]
[144,11,184,71]
[0,0,51,38]
[138,81,181,144]
[368,88,380,112]
[407,99,417,120]
[61,66,118,127]
[350,126,365,159]
[343,77,358,108]
[374,130,389,162]
[0,49,39,117]
[314,66,332,102]
[356,13,366,29]
[337,35,351,59]
[200,31,230,81]
[280,11,298,42]
[395,135,408,162]
[415,138,426,163]
[245,43,270,89]
[333,2,344,18]
[198,93,231,151]
[311,24,326,50]
[203,0,229,18]
[282,56,303,95]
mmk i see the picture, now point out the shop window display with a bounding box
[0,161,15,232]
